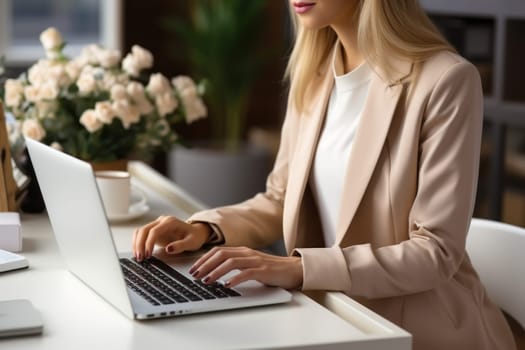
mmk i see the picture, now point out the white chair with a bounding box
[467,218,525,344]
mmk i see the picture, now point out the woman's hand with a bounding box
[132,216,211,261]
[189,247,304,290]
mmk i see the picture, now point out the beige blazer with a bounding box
[189,50,516,350]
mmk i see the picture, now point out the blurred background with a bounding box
[1,0,525,226]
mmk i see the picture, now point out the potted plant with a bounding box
[1,27,207,212]
[166,0,265,150]
[165,0,273,206]
[2,27,207,165]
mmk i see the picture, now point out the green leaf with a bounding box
[163,0,267,145]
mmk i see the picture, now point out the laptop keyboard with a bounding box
[120,256,241,306]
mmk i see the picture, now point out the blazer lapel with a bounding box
[283,69,333,253]
[335,60,412,245]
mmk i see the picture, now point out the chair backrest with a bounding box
[466,218,525,329]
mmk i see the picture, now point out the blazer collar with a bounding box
[283,61,333,253]
[334,58,412,245]
[284,44,413,251]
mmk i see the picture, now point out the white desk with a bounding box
[0,162,411,350]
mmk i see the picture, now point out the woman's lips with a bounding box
[293,2,315,14]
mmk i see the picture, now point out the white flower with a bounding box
[38,81,59,100]
[184,99,207,123]
[5,79,25,107]
[65,59,84,81]
[171,75,206,122]
[113,100,141,129]
[126,82,146,101]
[122,45,153,77]
[49,63,73,87]
[131,45,153,68]
[24,86,39,103]
[76,73,97,94]
[96,48,121,68]
[155,92,178,117]
[111,99,129,117]
[180,88,207,123]
[115,72,130,86]
[3,26,207,162]
[172,75,196,92]
[28,60,50,86]
[94,101,115,124]
[21,119,46,141]
[80,44,102,65]
[122,54,139,77]
[80,109,103,133]
[50,142,63,151]
[147,73,171,95]
[110,84,128,101]
[26,60,70,91]
[136,98,154,115]
[39,27,63,51]
[101,72,120,90]
[126,82,154,114]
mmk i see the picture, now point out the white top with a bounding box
[311,42,372,247]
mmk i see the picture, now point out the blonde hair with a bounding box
[285,0,455,112]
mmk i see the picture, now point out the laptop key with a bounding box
[121,260,184,305]
[195,280,232,298]
[121,257,242,306]
[148,256,242,298]
[122,265,175,305]
[123,261,190,303]
[125,279,160,306]
[124,258,209,301]
[144,257,218,300]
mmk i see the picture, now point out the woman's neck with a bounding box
[331,22,363,73]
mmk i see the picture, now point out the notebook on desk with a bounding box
[25,138,292,320]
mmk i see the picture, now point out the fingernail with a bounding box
[191,269,199,277]
[166,245,174,253]
[145,250,150,258]
[203,276,210,284]
[137,252,142,261]
[188,266,195,274]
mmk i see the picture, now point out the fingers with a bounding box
[189,246,251,276]
[133,217,163,260]
[189,247,304,290]
[195,253,261,283]
[223,268,264,288]
[133,216,183,260]
[165,234,202,255]
[132,216,209,261]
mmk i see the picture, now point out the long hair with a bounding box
[285,0,455,112]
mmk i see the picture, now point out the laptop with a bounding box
[25,138,292,320]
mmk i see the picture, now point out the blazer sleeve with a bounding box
[186,105,295,249]
[295,60,484,297]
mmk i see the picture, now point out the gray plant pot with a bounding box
[168,142,271,208]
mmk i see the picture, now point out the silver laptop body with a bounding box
[25,138,292,320]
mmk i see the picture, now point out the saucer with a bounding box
[107,201,150,223]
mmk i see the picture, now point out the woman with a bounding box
[133,1,516,349]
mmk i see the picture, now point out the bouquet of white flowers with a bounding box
[2,27,207,162]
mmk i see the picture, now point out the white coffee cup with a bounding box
[95,171,146,217]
